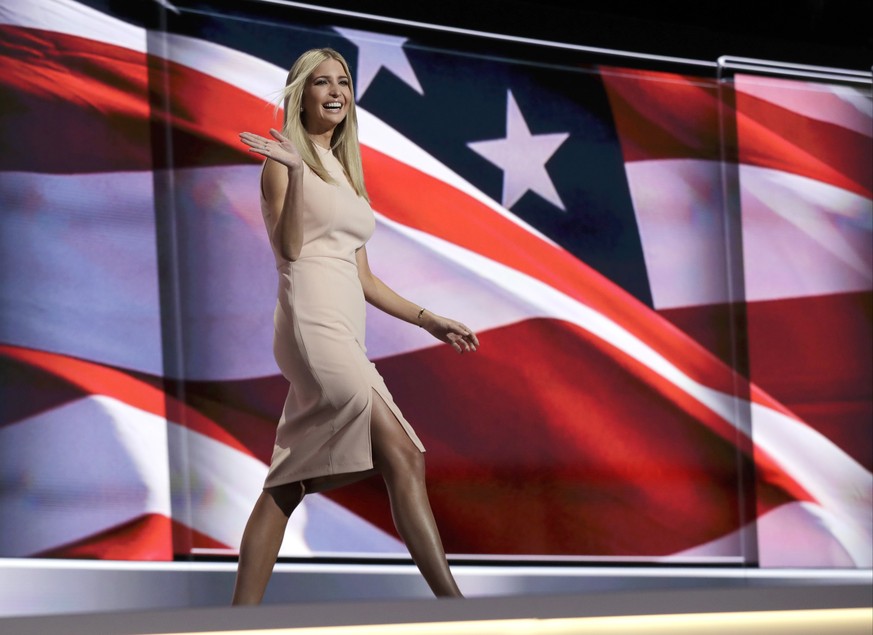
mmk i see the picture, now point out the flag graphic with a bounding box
[0,0,870,567]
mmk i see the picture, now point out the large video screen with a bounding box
[1,0,870,568]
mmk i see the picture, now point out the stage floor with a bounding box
[0,577,870,635]
[0,559,871,634]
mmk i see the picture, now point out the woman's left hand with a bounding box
[421,312,479,354]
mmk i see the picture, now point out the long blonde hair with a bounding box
[279,48,369,201]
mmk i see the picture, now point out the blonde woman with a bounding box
[234,48,477,604]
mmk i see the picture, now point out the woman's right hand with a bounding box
[239,128,302,170]
[421,312,479,354]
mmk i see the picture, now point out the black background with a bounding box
[305,0,871,70]
[94,1,873,70]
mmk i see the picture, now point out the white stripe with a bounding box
[0,160,565,381]
[750,405,872,566]
[0,0,145,52]
[0,168,278,380]
[0,171,164,375]
[622,159,731,309]
[755,501,869,567]
[167,420,309,554]
[154,32,286,105]
[625,160,872,309]
[0,396,403,556]
[170,422,404,556]
[0,164,526,379]
[740,164,872,301]
[0,396,170,556]
[364,212,539,357]
[667,502,863,567]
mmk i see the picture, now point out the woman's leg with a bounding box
[370,390,463,598]
[231,481,305,605]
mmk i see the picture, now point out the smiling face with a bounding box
[301,58,352,138]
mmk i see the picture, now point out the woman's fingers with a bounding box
[454,323,478,351]
[461,325,480,348]
[239,131,302,164]
[269,128,289,142]
[448,331,475,354]
[239,131,289,150]
[239,131,263,143]
[446,332,463,353]
[442,320,477,353]
[239,132,267,149]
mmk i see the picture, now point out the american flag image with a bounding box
[0,0,870,567]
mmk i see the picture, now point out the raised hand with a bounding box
[421,312,479,354]
[239,128,302,169]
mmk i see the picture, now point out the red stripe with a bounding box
[0,26,267,172]
[0,26,151,172]
[660,291,873,472]
[600,67,721,163]
[0,345,255,458]
[168,375,287,465]
[37,513,173,560]
[35,513,231,559]
[601,66,872,199]
[737,91,872,199]
[0,352,89,427]
[326,318,810,555]
[746,291,873,471]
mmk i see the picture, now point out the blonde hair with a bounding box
[279,48,369,201]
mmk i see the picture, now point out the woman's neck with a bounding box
[307,131,333,150]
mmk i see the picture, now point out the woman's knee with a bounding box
[376,441,425,482]
[369,390,425,477]
[264,481,305,517]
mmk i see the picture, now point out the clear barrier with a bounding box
[716,58,872,568]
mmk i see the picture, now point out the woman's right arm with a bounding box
[239,128,304,261]
[263,159,304,261]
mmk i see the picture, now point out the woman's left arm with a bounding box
[356,247,479,354]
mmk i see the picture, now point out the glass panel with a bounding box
[721,64,872,568]
[151,3,751,564]
[0,0,172,559]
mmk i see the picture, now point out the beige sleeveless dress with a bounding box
[261,144,425,488]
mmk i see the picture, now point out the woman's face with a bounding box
[301,58,352,136]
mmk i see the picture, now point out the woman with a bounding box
[233,48,478,604]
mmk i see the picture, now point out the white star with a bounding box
[334,27,424,99]
[468,91,569,211]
